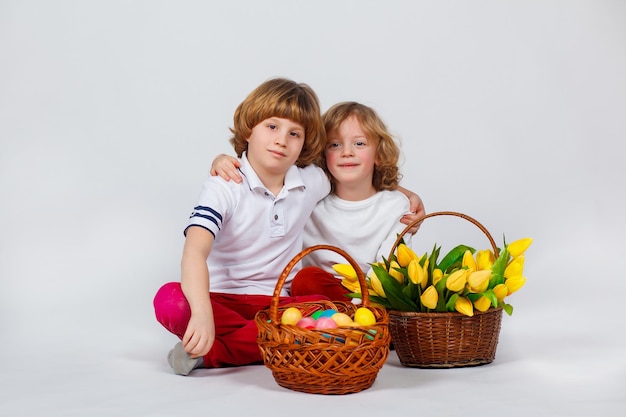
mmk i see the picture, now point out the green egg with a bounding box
[311,310,324,319]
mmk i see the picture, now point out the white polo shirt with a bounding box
[185,152,330,296]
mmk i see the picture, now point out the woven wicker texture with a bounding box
[389,308,503,368]
[387,211,504,368]
[255,244,391,394]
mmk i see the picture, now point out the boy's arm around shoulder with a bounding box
[397,185,426,233]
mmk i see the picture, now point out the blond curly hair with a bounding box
[322,101,402,191]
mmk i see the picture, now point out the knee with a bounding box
[153,282,182,306]
[153,282,190,325]
[291,266,331,295]
[293,266,326,284]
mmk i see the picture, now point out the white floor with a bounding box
[1,305,623,417]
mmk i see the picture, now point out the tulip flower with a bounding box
[389,260,405,284]
[341,278,361,294]
[407,259,425,285]
[476,249,495,270]
[396,243,419,267]
[332,263,358,281]
[473,295,492,312]
[462,250,476,273]
[369,272,387,298]
[507,238,533,258]
[493,283,508,302]
[454,297,474,317]
[505,276,526,295]
[467,270,491,293]
[446,269,467,293]
[347,235,530,317]
[432,268,443,286]
[420,285,438,310]
[421,259,430,289]
[504,256,525,279]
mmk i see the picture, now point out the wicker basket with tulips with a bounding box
[337,211,532,368]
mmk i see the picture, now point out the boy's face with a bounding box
[246,117,305,176]
[325,115,377,189]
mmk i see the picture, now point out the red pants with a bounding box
[290,266,352,302]
[153,282,327,368]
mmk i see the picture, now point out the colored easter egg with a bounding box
[296,317,317,329]
[331,312,355,327]
[311,310,324,320]
[354,307,376,326]
[311,309,337,320]
[315,317,338,330]
[319,309,338,318]
[280,307,303,326]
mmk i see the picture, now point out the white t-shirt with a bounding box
[185,153,330,296]
[302,190,413,278]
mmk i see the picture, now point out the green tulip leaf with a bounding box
[467,293,481,302]
[425,243,440,267]
[368,295,392,309]
[490,246,509,287]
[446,293,459,311]
[372,264,418,311]
[503,303,514,316]
[483,289,498,308]
[403,281,419,300]
[438,244,475,273]
[434,275,447,294]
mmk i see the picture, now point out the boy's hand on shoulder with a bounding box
[401,193,425,234]
[210,154,243,183]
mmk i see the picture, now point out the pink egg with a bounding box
[315,317,338,330]
[296,317,317,329]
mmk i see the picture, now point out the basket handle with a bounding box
[270,244,369,322]
[387,211,500,262]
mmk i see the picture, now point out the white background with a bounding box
[1,1,625,416]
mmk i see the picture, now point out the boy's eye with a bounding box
[289,131,301,138]
[268,124,277,130]
[327,142,341,149]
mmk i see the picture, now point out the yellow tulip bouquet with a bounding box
[338,237,532,317]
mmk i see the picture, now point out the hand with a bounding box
[401,193,425,234]
[182,311,216,359]
[210,154,242,183]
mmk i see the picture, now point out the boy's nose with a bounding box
[275,133,289,145]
